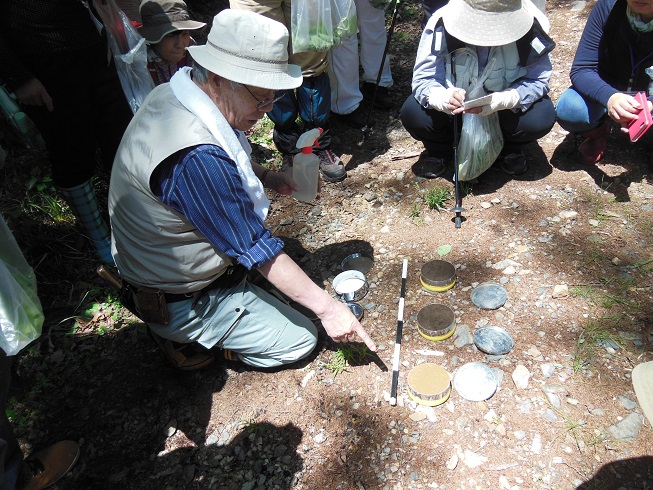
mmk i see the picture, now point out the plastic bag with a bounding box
[92,0,155,114]
[291,0,357,53]
[0,86,46,150]
[452,48,504,181]
[457,111,504,181]
[0,215,43,356]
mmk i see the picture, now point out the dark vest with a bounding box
[599,0,653,92]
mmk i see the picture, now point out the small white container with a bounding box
[332,270,368,302]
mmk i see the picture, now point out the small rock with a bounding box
[552,284,568,298]
[300,370,315,388]
[531,433,542,454]
[453,324,474,348]
[543,408,559,422]
[409,412,427,422]
[165,420,177,437]
[559,210,578,219]
[363,191,376,202]
[499,475,511,490]
[618,396,638,411]
[314,432,327,444]
[480,202,492,209]
[462,450,487,468]
[541,363,555,377]
[512,365,531,389]
[513,430,527,440]
[611,257,622,266]
[608,413,644,441]
[446,453,459,470]
[571,0,587,11]
[589,219,600,227]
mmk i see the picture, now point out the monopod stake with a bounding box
[389,258,408,406]
[450,113,465,228]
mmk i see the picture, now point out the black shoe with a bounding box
[317,149,347,182]
[418,156,448,179]
[361,82,393,110]
[499,152,527,175]
[331,106,368,128]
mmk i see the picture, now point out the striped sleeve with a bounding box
[154,145,283,269]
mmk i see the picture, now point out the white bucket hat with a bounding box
[187,10,302,91]
[442,0,535,47]
[632,361,653,425]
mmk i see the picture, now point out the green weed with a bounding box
[569,285,598,303]
[422,185,452,211]
[572,318,623,372]
[324,350,348,376]
[409,203,420,218]
[323,344,373,376]
[249,115,275,148]
[18,170,73,223]
[459,181,474,196]
[242,417,266,435]
[393,31,411,44]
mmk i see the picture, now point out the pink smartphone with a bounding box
[628,92,652,142]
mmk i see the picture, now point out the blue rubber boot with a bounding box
[59,180,114,264]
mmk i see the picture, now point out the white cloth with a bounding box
[169,67,269,222]
[328,0,393,114]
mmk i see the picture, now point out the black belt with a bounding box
[163,265,248,303]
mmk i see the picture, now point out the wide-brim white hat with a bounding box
[187,10,302,91]
[442,0,535,47]
[633,361,653,425]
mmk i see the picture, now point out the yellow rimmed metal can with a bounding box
[407,363,451,407]
[417,303,456,341]
[420,260,456,292]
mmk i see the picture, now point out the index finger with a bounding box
[354,323,377,352]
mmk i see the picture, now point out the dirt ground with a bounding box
[1,0,653,489]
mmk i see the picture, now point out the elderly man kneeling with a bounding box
[109,9,376,370]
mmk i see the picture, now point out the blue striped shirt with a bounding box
[152,144,283,270]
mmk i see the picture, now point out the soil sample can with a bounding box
[407,363,451,406]
[420,260,456,292]
[416,303,456,341]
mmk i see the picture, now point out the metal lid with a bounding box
[340,253,374,274]
[420,260,457,291]
[474,326,514,355]
[453,362,498,401]
[470,282,507,310]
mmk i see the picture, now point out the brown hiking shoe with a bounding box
[23,440,80,490]
[148,328,215,371]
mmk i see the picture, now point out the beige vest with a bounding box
[109,84,232,293]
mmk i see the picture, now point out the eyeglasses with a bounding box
[242,84,285,111]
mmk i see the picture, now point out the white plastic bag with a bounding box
[291,0,357,53]
[0,215,43,356]
[93,0,155,114]
[452,48,504,181]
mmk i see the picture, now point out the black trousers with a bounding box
[400,94,556,157]
[0,351,22,489]
[22,40,133,188]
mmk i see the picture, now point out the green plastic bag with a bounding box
[291,0,357,53]
[0,215,43,356]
